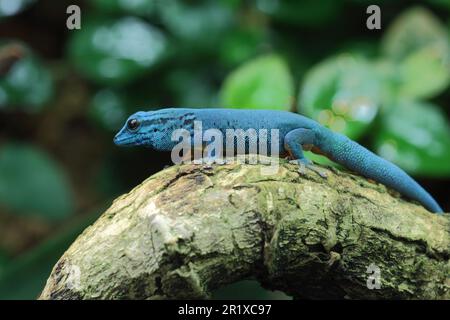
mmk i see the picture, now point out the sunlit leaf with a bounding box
[68,16,168,86]
[220,54,294,110]
[298,54,381,139]
[381,7,450,99]
[382,7,450,61]
[0,0,35,18]
[397,47,450,99]
[0,43,53,112]
[0,144,74,220]
[372,59,403,107]
[374,101,450,177]
[304,151,340,168]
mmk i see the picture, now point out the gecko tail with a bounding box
[318,130,443,214]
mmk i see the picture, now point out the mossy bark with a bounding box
[39,157,449,299]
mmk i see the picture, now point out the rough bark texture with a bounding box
[39,157,449,300]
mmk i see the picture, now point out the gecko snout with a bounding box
[113,130,132,146]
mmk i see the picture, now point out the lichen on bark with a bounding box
[39,157,449,300]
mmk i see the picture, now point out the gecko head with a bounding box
[114,108,195,150]
[114,111,150,147]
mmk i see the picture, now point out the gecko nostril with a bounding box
[113,132,123,144]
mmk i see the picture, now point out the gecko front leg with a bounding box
[284,128,327,178]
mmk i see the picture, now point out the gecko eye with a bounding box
[127,118,140,131]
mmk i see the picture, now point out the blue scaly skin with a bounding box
[114,108,443,214]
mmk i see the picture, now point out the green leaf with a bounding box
[374,101,450,177]
[220,54,294,110]
[382,7,449,61]
[67,16,168,86]
[304,151,341,168]
[0,43,53,112]
[0,144,74,220]
[397,47,450,99]
[298,54,381,139]
[381,8,450,99]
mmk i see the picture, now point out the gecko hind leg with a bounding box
[284,128,328,179]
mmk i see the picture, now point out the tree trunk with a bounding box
[39,157,450,300]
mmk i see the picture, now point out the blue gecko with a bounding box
[114,108,443,214]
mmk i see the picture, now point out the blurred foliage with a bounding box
[257,0,341,27]
[159,0,234,52]
[382,7,449,61]
[0,207,103,299]
[0,0,35,18]
[68,16,168,85]
[221,54,294,110]
[0,144,74,220]
[374,100,450,176]
[0,0,449,299]
[91,0,155,17]
[0,42,53,112]
[299,54,381,139]
[381,7,450,99]
[89,88,129,132]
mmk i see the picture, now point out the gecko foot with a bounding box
[289,159,328,179]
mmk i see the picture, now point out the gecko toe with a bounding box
[289,159,327,179]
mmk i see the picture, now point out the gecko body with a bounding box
[114,108,443,214]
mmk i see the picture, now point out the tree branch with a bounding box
[39,157,449,299]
